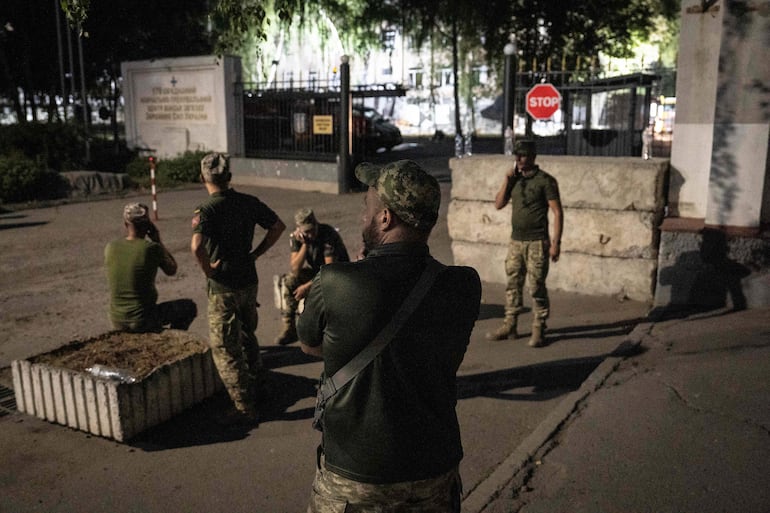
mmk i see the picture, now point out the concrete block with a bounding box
[452,241,657,302]
[448,200,660,258]
[11,338,223,442]
[450,155,668,211]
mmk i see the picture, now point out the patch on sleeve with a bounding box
[191,210,201,229]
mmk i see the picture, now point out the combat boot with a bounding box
[486,316,518,341]
[528,322,546,347]
[274,315,298,346]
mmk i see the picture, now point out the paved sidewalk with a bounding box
[476,305,770,513]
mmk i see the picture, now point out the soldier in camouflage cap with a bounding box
[355,159,440,232]
[299,159,481,512]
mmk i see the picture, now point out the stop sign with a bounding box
[526,83,562,120]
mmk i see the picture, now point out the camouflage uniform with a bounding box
[281,267,317,314]
[207,284,262,413]
[504,239,550,321]
[308,458,461,513]
[193,153,282,416]
[488,140,561,346]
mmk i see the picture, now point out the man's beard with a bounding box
[361,217,380,254]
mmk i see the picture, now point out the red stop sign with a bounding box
[526,83,562,120]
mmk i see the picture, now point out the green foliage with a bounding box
[0,123,84,172]
[126,151,207,188]
[0,153,68,203]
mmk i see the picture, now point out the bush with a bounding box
[126,151,207,188]
[0,153,68,203]
[0,123,84,172]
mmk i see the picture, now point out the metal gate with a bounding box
[242,80,406,161]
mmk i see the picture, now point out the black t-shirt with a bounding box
[289,223,350,272]
[297,242,481,483]
[192,188,279,293]
[507,166,560,240]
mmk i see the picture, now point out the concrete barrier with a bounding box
[449,155,669,302]
[230,157,341,194]
[12,332,223,442]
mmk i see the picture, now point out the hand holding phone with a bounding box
[146,222,159,242]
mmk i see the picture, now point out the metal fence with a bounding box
[511,71,666,157]
[242,70,669,160]
[242,80,406,161]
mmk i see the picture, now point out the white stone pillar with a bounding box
[705,0,769,228]
[669,0,769,229]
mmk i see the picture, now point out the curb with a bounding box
[462,320,655,512]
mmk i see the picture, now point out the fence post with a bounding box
[503,35,517,153]
[339,55,351,193]
[149,156,158,220]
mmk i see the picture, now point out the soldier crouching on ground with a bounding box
[274,207,350,346]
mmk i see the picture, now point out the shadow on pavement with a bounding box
[128,369,317,451]
[0,221,48,230]
[458,355,604,401]
[546,317,647,344]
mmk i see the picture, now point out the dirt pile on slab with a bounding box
[30,330,209,380]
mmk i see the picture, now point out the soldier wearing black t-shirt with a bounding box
[299,160,481,512]
[486,139,563,347]
[274,208,349,346]
[191,153,285,423]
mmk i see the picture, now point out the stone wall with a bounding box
[449,155,669,302]
[230,157,341,194]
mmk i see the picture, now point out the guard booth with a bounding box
[493,71,664,157]
[561,73,659,157]
[242,80,406,162]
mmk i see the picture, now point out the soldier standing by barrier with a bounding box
[486,139,563,347]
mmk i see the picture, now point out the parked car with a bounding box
[352,105,402,152]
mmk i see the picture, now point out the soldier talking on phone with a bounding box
[486,139,563,347]
[105,203,195,333]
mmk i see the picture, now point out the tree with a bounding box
[0,0,64,122]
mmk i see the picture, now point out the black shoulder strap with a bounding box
[318,258,444,402]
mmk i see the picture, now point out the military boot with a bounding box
[528,322,546,347]
[274,315,298,346]
[486,316,518,341]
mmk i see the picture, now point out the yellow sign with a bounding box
[313,115,334,135]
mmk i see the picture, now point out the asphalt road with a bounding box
[0,143,652,512]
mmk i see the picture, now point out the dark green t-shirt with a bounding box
[192,188,279,293]
[507,166,560,240]
[288,223,350,273]
[297,242,482,484]
[104,238,162,328]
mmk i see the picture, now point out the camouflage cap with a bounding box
[123,202,149,224]
[200,152,231,182]
[294,207,318,230]
[355,159,440,231]
[514,139,537,156]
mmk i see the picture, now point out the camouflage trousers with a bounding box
[207,284,263,414]
[307,458,461,513]
[281,268,317,316]
[504,239,550,322]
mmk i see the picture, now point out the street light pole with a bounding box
[503,34,517,154]
[339,55,351,193]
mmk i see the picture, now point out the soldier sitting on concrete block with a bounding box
[274,207,350,346]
